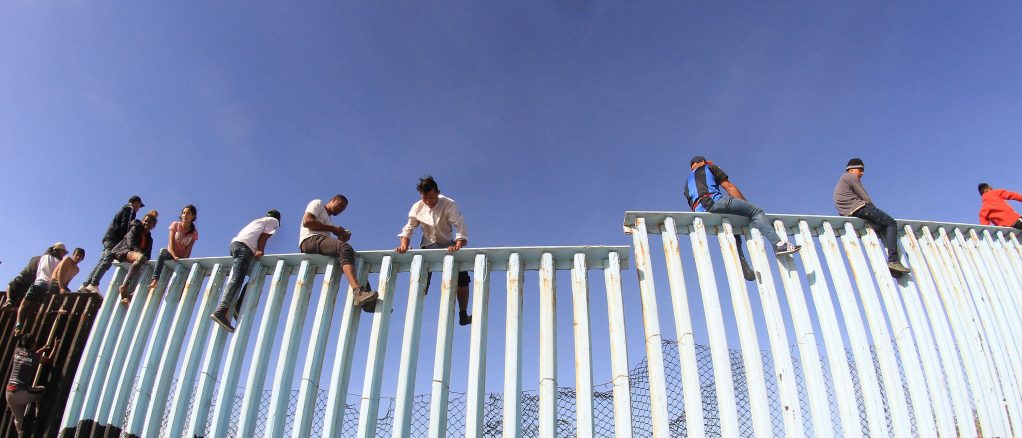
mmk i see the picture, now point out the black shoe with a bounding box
[211,309,235,333]
[459,311,472,326]
[739,258,756,281]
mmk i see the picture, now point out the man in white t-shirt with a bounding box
[395,176,472,325]
[299,195,378,308]
[211,210,281,333]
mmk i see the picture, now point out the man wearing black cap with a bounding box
[834,158,911,275]
[79,195,144,293]
[211,210,281,333]
[684,156,801,267]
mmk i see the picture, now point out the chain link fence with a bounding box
[122,339,927,437]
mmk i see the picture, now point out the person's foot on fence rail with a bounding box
[211,308,235,333]
[774,242,801,256]
[888,261,911,275]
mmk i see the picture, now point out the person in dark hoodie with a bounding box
[79,195,144,294]
[2,252,43,310]
[833,158,911,275]
[5,333,57,436]
[111,210,158,304]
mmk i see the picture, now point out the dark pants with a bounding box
[152,248,173,281]
[217,241,254,310]
[421,241,470,289]
[84,240,117,286]
[300,235,356,267]
[853,204,899,263]
[1013,219,1022,231]
[6,279,30,304]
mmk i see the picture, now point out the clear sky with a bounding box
[3,1,1022,399]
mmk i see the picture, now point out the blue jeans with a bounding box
[218,241,254,310]
[84,240,117,286]
[707,194,782,247]
[852,204,899,263]
[152,248,172,281]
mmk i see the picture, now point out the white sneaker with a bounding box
[774,242,801,256]
[85,285,100,294]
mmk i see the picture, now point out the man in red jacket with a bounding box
[978,183,1022,230]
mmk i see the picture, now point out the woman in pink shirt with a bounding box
[149,205,199,289]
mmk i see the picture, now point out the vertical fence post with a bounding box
[163,263,226,438]
[465,253,492,438]
[59,266,125,432]
[392,254,430,437]
[859,227,938,437]
[688,216,739,437]
[771,220,831,437]
[539,252,558,438]
[603,251,633,438]
[127,263,205,436]
[357,255,399,438]
[571,253,595,438]
[818,221,891,437]
[502,252,524,438]
[264,259,317,438]
[321,259,369,438]
[921,226,1005,436]
[291,260,345,438]
[659,217,706,437]
[900,227,977,438]
[234,260,293,438]
[629,217,671,438]
[795,220,862,437]
[745,226,805,437]
[429,255,459,438]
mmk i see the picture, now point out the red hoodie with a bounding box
[979,189,1022,226]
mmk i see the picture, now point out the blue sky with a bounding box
[3,1,1022,398]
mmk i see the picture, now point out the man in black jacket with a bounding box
[79,195,143,294]
[2,254,42,309]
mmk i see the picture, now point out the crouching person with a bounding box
[299,195,377,308]
[113,211,158,304]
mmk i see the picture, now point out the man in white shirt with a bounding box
[299,195,378,309]
[395,176,472,326]
[211,210,281,333]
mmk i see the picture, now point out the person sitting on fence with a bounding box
[978,183,1022,230]
[395,176,472,325]
[2,252,42,311]
[298,195,377,310]
[5,333,58,436]
[211,210,281,333]
[79,195,144,294]
[14,244,69,336]
[833,158,911,275]
[112,211,158,305]
[684,156,801,265]
[148,205,199,290]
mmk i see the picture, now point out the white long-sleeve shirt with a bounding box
[398,195,468,247]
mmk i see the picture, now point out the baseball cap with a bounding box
[129,195,145,208]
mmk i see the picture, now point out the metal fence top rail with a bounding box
[623,210,1022,237]
[153,245,630,274]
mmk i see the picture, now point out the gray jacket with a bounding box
[833,172,872,216]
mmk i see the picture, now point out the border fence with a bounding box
[1,210,1017,437]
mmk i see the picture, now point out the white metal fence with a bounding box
[56,211,1022,437]
[625,211,1022,438]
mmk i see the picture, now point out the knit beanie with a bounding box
[846,158,864,170]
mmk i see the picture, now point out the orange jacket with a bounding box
[979,189,1022,226]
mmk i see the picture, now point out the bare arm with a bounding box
[720,180,746,200]
[166,228,181,259]
[255,233,272,258]
[303,212,348,240]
